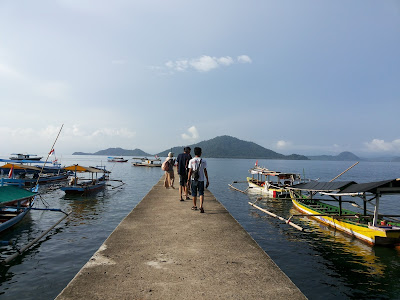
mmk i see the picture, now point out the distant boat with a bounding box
[60,165,110,195]
[246,166,301,198]
[107,157,128,162]
[132,157,161,167]
[9,154,43,161]
[0,185,38,233]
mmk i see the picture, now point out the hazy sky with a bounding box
[1,1,399,157]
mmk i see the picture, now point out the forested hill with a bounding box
[157,135,309,160]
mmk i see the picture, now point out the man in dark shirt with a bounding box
[176,147,192,201]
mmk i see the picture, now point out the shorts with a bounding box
[179,174,188,186]
[191,180,204,197]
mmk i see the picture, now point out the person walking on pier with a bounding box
[163,152,175,189]
[176,147,192,201]
[187,147,209,213]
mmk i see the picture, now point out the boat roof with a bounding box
[63,165,110,173]
[338,179,400,195]
[289,181,356,192]
[0,163,42,171]
[0,159,48,164]
[132,157,161,161]
[249,167,299,177]
[0,185,37,204]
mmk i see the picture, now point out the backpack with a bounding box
[192,159,202,181]
[162,159,170,171]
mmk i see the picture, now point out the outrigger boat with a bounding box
[246,166,302,198]
[288,179,400,246]
[132,157,161,167]
[60,165,110,195]
[107,157,128,162]
[0,184,38,233]
[1,163,68,187]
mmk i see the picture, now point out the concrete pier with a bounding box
[57,175,306,299]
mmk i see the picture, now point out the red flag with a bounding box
[49,149,55,156]
[8,165,14,178]
[255,160,258,166]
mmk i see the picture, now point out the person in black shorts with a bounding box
[176,147,192,201]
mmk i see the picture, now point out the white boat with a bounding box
[247,166,301,198]
[107,157,128,162]
[9,153,43,161]
[132,157,161,167]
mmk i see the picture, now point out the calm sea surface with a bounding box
[1,156,400,299]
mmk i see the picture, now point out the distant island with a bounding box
[307,151,361,161]
[156,135,309,160]
[74,135,309,160]
[73,136,395,162]
[73,147,151,157]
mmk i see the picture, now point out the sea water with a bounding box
[1,156,400,299]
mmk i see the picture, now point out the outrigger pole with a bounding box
[248,202,304,231]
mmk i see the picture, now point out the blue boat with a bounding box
[0,185,38,233]
[60,165,110,195]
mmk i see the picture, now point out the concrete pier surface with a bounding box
[57,175,306,299]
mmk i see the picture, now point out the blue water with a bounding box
[1,156,400,299]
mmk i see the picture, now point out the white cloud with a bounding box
[237,55,252,64]
[365,139,400,152]
[160,54,251,73]
[0,63,24,79]
[181,126,199,141]
[276,140,292,149]
[91,128,136,138]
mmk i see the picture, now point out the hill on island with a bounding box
[156,135,309,160]
[307,151,361,161]
[73,147,150,156]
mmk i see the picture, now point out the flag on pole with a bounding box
[255,160,258,166]
[49,149,55,156]
[8,165,14,178]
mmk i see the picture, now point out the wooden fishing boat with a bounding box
[107,157,128,162]
[1,163,69,187]
[60,165,110,195]
[247,166,301,198]
[289,179,400,246]
[132,157,161,167]
[0,185,38,233]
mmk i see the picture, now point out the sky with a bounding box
[0,0,399,157]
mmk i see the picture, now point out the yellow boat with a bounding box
[289,179,400,246]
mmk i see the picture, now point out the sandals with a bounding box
[180,198,184,201]
[200,208,204,213]
[191,206,197,210]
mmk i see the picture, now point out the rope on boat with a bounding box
[248,202,304,231]
[228,183,249,194]
[1,209,71,265]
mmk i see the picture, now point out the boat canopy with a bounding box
[63,165,110,173]
[0,159,48,164]
[337,179,400,195]
[289,181,356,192]
[0,185,37,205]
[0,163,42,171]
[249,167,299,179]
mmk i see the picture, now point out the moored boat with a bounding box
[9,153,43,161]
[60,165,110,195]
[132,157,161,167]
[247,166,301,198]
[107,157,128,162]
[0,185,38,233]
[289,179,400,246]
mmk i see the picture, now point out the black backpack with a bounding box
[192,159,202,181]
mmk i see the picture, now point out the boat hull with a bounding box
[247,177,289,198]
[61,182,106,195]
[291,196,400,246]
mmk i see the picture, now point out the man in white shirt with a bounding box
[187,147,209,213]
